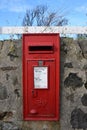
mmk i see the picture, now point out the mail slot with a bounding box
[23,34,60,120]
[28,43,54,53]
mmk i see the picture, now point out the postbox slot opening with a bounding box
[29,45,54,53]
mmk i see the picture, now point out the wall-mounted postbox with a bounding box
[23,34,60,120]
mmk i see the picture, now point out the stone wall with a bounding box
[0,38,87,130]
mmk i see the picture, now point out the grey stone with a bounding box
[0,83,8,100]
[0,66,17,71]
[83,64,87,70]
[2,122,21,130]
[0,121,3,130]
[64,73,83,90]
[0,42,4,51]
[6,74,10,80]
[85,82,87,89]
[0,112,13,120]
[13,77,18,86]
[70,108,87,129]
[81,94,87,106]
[14,89,20,97]
[64,62,73,68]
[7,44,18,61]
[66,93,74,102]
[70,108,84,129]
[78,40,87,59]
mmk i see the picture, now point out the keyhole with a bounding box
[32,90,34,96]
[32,90,38,98]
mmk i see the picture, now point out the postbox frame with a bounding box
[23,33,60,121]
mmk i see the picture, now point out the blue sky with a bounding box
[0,0,87,26]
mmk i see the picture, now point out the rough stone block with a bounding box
[0,83,8,100]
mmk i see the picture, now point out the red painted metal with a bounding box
[23,34,60,120]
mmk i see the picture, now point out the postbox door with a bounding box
[27,59,57,120]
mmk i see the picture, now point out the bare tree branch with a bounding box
[22,5,68,26]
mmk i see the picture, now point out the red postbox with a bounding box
[23,34,60,120]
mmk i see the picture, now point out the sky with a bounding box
[0,0,87,40]
[0,0,87,27]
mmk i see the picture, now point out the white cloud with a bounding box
[0,0,30,12]
[75,5,87,13]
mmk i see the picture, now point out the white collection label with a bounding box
[34,67,48,89]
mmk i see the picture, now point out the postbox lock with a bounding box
[32,90,37,98]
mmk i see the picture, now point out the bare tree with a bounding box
[22,5,68,26]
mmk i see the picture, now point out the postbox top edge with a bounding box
[22,33,60,37]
